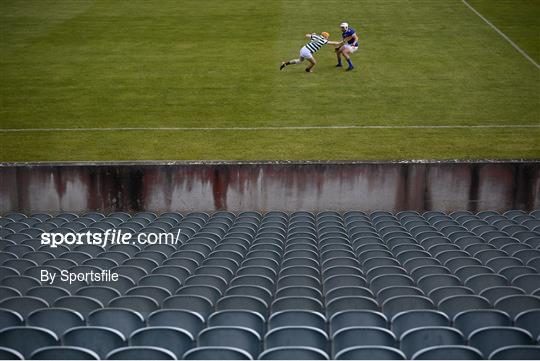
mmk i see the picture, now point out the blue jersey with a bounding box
[342,28,358,46]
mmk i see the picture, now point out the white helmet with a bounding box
[340,22,349,30]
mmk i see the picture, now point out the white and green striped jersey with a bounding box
[305,34,328,53]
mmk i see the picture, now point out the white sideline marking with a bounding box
[461,0,540,70]
[1,125,539,132]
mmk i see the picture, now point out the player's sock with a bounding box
[346,59,353,68]
[289,59,301,65]
[336,59,342,66]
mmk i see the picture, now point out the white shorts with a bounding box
[299,46,313,60]
[343,44,358,54]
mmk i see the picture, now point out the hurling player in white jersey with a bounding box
[280,32,341,72]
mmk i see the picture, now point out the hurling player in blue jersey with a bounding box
[335,22,359,71]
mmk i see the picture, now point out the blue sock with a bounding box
[347,59,353,68]
[337,59,342,65]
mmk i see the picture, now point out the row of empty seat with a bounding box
[1,210,539,359]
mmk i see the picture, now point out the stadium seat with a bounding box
[147,309,205,338]
[62,326,126,359]
[198,326,261,359]
[399,326,464,359]
[438,295,491,318]
[332,327,396,357]
[391,310,450,338]
[334,346,406,360]
[260,346,330,360]
[0,296,48,318]
[0,347,24,360]
[129,326,194,358]
[209,310,266,338]
[88,308,145,338]
[0,309,24,329]
[453,309,511,338]
[411,345,483,360]
[493,295,540,318]
[30,346,100,360]
[488,345,540,360]
[27,308,85,338]
[265,326,328,353]
[514,309,540,340]
[0,326,59,359]
[468,326,534,358]
[329,310,387,336]
[105,346,176,360]
[182,346,253,360]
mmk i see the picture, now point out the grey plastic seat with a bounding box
[30,346,100,360]
[106,346,176,360]
[329,310,387,337]
[198,326,260,359]
[377,286,424,302]
[0,309,24,332]
[453,309,511,338]
[399,326,464,359]
[187,274,229,293]
[275,286,321,302]
[480,286,525,304]
[218,295,268,318]
[0,326,59,359]
[391,310,449,338]
[76,286,121,306]
[108,295,158,318]
[326,296,379,317]
[209,310,266,338]
[428,286,474,304]
[0,346,24,360]
[468,326,533,359]
[1,276,41,294]
[370,274,414,294]
[512,274,540,293]
[147,309,204,338]
[417,274,462,294]
[62,326,126,359]
[438,295,491,318]
[465,274,508,293]
[325,285,373,302]
[129,326,194,358]
[381,295,434,318]
[88,308,145,338]
[0,296,48,318]
[411,345,483,360]
[259,346,329,360]
[162,295,214,319]
[332,327,396,357]
[334,346,405,360]
[488,345,540,360]
[26,286,70,306]
[265,326,328,353]
[54,296,102,318]
[323,275,367,293]
[515,309,540,340]
[182,346,252,360]
[176,285,224,304]
[0,286,20,302]
[494,295,540,318]
[139,274,181,294]
[27,308,85,338]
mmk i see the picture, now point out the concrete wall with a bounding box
[1,161,538,213]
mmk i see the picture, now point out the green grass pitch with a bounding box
[0,0,539,161]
